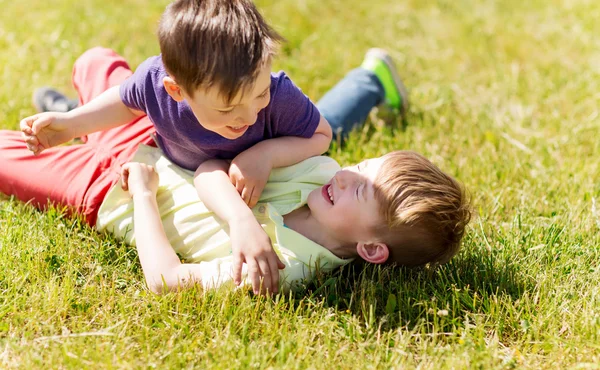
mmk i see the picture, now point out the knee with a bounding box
[72,47,130,91]
[75,47,118,66]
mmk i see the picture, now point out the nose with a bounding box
[334,170,355,189]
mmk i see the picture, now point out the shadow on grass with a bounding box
[295,244,533,333]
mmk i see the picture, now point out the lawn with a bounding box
[1,0,599,368]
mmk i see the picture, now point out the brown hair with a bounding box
[373,151,471,266]
[157,0,284,102]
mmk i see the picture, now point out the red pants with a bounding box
[0,48,156,226]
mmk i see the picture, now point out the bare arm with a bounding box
[122,163,206,294]
[227,115,332,208]
[252,115,332,169]
[194,160,256,226]
[22,85,144,154]
[194,160,284,295]
[62,85,144,138]
[131,192,204,294]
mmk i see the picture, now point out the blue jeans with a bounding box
[316,68,385,141]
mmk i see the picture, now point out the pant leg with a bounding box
[0,130,119,226]
[316,68,385,141]
[0,48,155,226]
[72,47,156,154]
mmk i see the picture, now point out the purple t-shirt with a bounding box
[119,56,321,170]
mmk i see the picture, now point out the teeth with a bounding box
[327,186,334,203]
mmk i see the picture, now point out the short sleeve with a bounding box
[119,56,160,113]
[269,72,321,139]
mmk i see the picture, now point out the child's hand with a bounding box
[121,162,159,197]
[229,148,272,208]
[229,215,285,295]
[20,112,74,155]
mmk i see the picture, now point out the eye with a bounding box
[218,109,234,116]
[356,184,365,201]
[257,89,269,99]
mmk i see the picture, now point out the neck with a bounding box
[283,206,356,259]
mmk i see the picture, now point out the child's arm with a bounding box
[194,159,285,295]
[229,115,332,207]
[21,86,143,155]
[122,162,208,294]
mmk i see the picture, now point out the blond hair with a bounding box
[373,151,471,266]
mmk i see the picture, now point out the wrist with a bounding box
[62,111,83,139]
[132,190,157,200]
[228,209,256,226]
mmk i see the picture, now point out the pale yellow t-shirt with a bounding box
[96,145,352,290]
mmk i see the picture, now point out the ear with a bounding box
[163,76,185,102]
[356,242,389,264]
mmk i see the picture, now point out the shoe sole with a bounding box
[365,48,409,117]
[32,87,51,113]
[31,87,76,113]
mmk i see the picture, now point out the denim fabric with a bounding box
[317,68,384,141]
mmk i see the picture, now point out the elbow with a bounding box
[147,282,167,295]
[194,159,229,177]
[317,131,332,154]
[145,269,199,295]
[309,131,332,156]
[146,276,171,295]
[145,273,178,295]
[316,119,333,154]
[194,160,230,187]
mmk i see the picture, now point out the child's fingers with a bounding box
[257,259,272,294]
[20,132,42,154]
[266,257,280,294]
[241,186,254,206]
[121,163,131,175]
[276,255,285,270]
[246,259,261,294]
[248,188,260,208]
[232,253,244,286]
[120,164,131,191]
[23,134,40,147]
[25,143,39,154]
[234,178,244,195]
[20,117,40,154]
[31,115,52,135]
[19,114,42,132]
[19,117,35,135]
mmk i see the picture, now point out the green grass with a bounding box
[1,0,600,368]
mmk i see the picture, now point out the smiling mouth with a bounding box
[227,125,248,134]
[322,184,334,205]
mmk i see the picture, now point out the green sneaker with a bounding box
[360,48,409,117]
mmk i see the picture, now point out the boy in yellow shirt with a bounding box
[112,145,471,294]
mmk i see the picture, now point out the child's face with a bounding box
[307,156,386,244]
[182,62,272,140]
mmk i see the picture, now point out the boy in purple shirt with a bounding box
[19,0,332,294]
[119,56,322,171]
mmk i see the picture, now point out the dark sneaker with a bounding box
[360,48,409,117]
[32,87,79,113]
